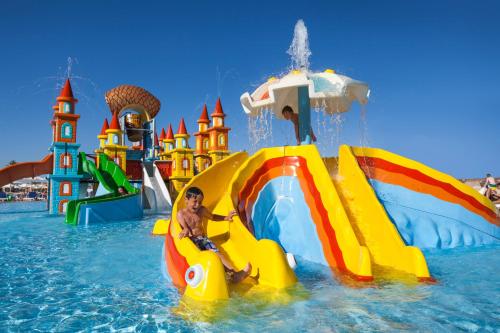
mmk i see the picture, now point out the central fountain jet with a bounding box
[240,19,370,144]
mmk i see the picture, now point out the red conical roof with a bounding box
[154,132,159,146]
[99,118,109,135]
[211,97,226,117]
[177,118,188,135]
[198,104,210,124]
[160,128,166,140]
[109,111,121,130]
[166,124,174,140]
[57,78,78,103]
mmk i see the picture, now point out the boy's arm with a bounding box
[201,207,237,222]
[177,211,191,239]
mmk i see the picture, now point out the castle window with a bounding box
[59,200,69,213]
[172,159,176,170]
[182,139,186,148]
[182,158,189,170]
[61,123,73,139]
[218,134,225,146]
[203,139,209,150]
[63,103,71,113]
[168,143,174,151]
[60,153,72,168]
[113,135,119,144]
[59,182,72,196]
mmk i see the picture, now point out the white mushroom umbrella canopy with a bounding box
[241,70,369,119]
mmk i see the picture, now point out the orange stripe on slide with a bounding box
[238,157,372,281]
[363,166,498,225]
[357,157,498,226]
[241,165,339,270]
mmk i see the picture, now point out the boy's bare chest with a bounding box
[184,213,202,228]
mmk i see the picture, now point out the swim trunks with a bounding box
[190,236,219,253]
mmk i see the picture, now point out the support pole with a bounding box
[298,86,312,144]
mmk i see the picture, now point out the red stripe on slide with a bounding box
[357,156,498,224]
[165,223,189,288]
[238,156,373,281]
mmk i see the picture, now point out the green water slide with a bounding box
[65,153,140,225]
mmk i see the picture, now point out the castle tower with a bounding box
[160,124,175,161]
[154,131,161,159]
[170,118,194,192]
[207,97,231,163]
[48,79,83,214]
[159,127,166,156]
[103,111,128,171]
[95,118,109,167]
[194,104,212,173]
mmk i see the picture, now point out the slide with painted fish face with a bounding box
[159,152,296,302]
[352,146,499,249]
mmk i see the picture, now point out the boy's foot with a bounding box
[231,262,252,283]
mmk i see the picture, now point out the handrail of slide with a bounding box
[0,154,53,188]
[65,153,139,225]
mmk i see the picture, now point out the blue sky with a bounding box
[0,0,498,178]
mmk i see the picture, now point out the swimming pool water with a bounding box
[0,202,498,332]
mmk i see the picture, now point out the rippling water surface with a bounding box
[0,202,498,332]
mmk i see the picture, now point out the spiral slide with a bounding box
[156,152,297,301]
[65,153,142,225]
[0,154,53,188]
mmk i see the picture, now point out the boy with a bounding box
[282,105,317,145]
[177,186,252,283]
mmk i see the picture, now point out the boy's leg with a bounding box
[215,250,252,283]
[216,252,236,271]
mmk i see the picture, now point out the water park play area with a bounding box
[1,20,499,332]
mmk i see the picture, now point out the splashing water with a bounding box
[248,109,274,153]
[359,105,369,148]
[287,19,312,71]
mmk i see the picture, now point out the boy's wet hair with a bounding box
[186,186,204,199]
[282,105,293,114]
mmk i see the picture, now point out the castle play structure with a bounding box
[0,79,232,225]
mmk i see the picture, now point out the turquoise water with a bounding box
[1,202,499,332]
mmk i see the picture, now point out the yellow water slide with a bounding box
[155,152,296,301]
[332,145,431,280]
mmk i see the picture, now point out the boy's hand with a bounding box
[178,229,190,239]
[225,210,238,221]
